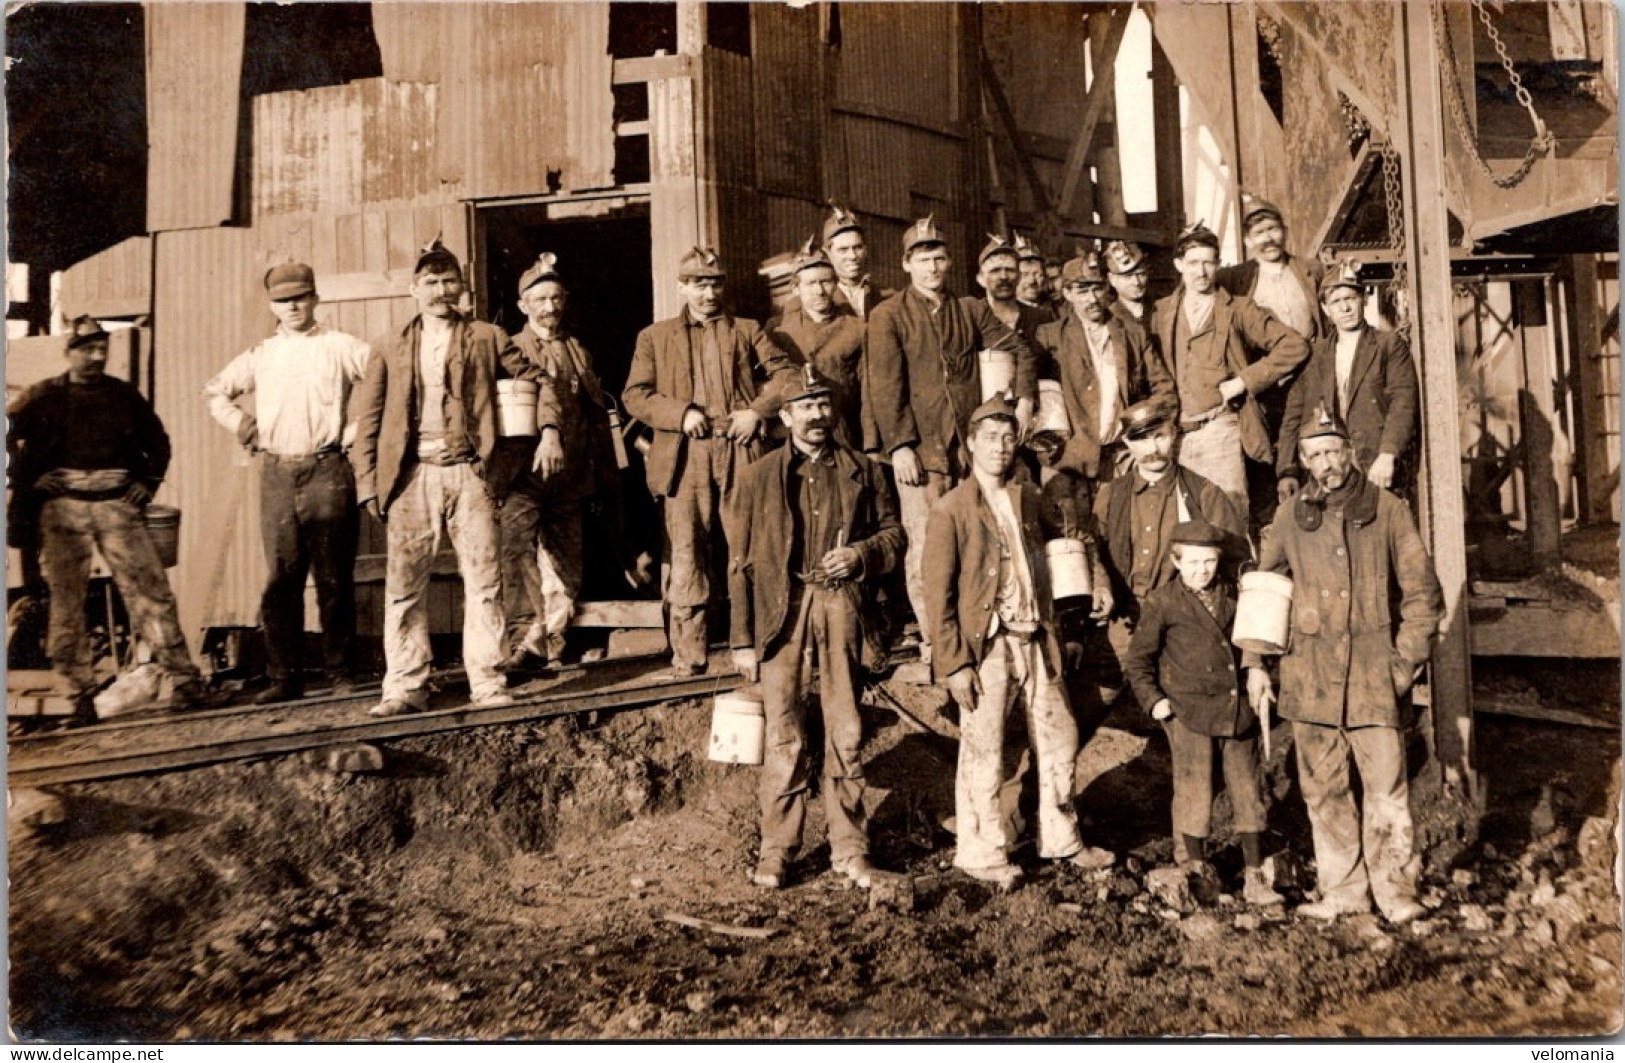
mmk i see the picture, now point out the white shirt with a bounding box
[1334,328,1362,411]
[417,316,454,456]
[1083,319,1120,443]
[1252,259,1315,338]
[976,476,1039,635]
[1182,290,1215,335]
[838,280,867,318]
[205,323,371,456]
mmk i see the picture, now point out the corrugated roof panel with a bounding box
[145,3,246,232]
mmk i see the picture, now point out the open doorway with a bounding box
[474,199,661,612]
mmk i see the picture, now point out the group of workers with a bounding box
[7,193,1442,922]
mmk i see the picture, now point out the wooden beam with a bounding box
[1003,212,1165,246]
[1474,695,1616,731]
[612,54,698,85]
[1395,0,1475,799]
[1058,6,1130,218]
[980,46,1055,219]
[1469,599,1622,659]
[1308,142,1376,255]
[1563,254,1615,522]
[570,600,664,629]
[318,269,412,304]
[1150,36,1184,225]
[829,101,967,142]
[1517,279,1563,564]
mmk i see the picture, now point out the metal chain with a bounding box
[1374,136,1410,330]
[1433,0,1557,190]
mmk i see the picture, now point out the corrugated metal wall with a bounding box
[751,3,822,198]
[59,236,152,319]
[145,3,245,232]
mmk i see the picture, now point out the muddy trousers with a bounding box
[1176,409,1249,521]
[499,490,582,661]
[259,451,357,681]
[1163,716,1267,841]
[954,631,1084,870]
[40,496,199,693]
[1292,720,1419,911]
[382,461,507,707]
[661,437,741,670]
[757,584,869,864]
[895,470,954,654]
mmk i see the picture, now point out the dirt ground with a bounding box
[9,660,1623,1041]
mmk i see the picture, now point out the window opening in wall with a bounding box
[240,3,382,97]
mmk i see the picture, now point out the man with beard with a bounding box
[352,239,515,716]
[768,240,867,449]
[1103,239,1155,335]
[1277,260,1419,501]
[492,254,622,673]
[1251,404,1441,923]
[867,217,1037,673]
[1151,223,1308,522]
[622,247,799,677]
[924,395,1115,890]
[728,364,905,890]
[978,234,1055,368]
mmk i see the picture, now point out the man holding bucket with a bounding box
[977,234,1054,371]
[728,364,905,890]
[622,247,800,678]
[1251,403,1442,924]
[489,253,620,674]
[351,238,516,716]
[922,395,1114,890]
[205,262,373,702]
[8,315,206,717]
[867,217,1037,673]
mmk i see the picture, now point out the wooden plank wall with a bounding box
[145,3,245,233]
[58,237,153,320]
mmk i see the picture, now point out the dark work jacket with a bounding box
[922,476,1064,681]
[351,313,512,513]
[1278,326,1419,488]
[866,288,1036,474]
[1124,580,1254,737]
[1151,287,1310,464]
[1036,311,1172,479]
[621,310,798,498]
[727,443,904,656]
[995,300,1057,378]
[491,328,615,503]
[767,307,866,450]
[1093,466,1247,618]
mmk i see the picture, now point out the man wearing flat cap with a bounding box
[867,217,1039,670]
[352,239,516,716]
[1251,403,1442,924]
[1090,395,1247,740]
[622,247,800,677]
[9,316,206,716]
[1103,240,1156,335]
[205,262,373,702]
[1277,259,1419,502]
[768,238,867,449]
[1151,222,1309,523]
[490,253,619,673]
[728,364,905,890]
[923,394,1115,891]
[977,235,1055,370]
[1035,250,1172,485]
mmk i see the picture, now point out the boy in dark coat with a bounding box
[1123,520,1283,906]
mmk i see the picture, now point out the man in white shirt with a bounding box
[205,263,372,702]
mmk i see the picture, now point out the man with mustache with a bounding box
[622,247,799,677]
[978,234,1055,370]
[767,240,867,450]
[728,364,905,890]
[9,316,207,718]
[352,239,516,716]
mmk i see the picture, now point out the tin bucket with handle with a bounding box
[1232,571,1293,655]
[708,687,765,765]
[496,378,540,437]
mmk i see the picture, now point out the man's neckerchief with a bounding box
[1294,464,1378,532]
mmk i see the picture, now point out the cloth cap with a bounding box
[1169,520,1226,549]
[1012,232,1044,263]
[1240,191,1285,231]
[1172,220,1220,258]
[1320,257,1364,296]
[414,236,462,276]
[518,252,562,295]
[782,362,834,405]
[1103,240,1147,275]
[265,262,316,300]
[1061,253,1107,287]
[903,215,947,255]
[679,246,726,280]
[65,314,110,349]
[968,392,1019,429]
[821,202,863,245]
[1300,401,1352,443]
[1119,394,1178,439]
[977,233,1018,268]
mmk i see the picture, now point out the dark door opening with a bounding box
[475,201,660,608]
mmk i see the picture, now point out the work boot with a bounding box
[368,698,422,719]
[1063,846,1116,872]
[500,646,546,675]
[961,863,1023,891]
[1296,894,1372,921]
[255,677,304,705]
[1378,896,1427,925]
[170,676,209,712]
[324,672,359,696]
[834,855,877,889]
[1242,867,1286,907]
[752,853,790,889]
